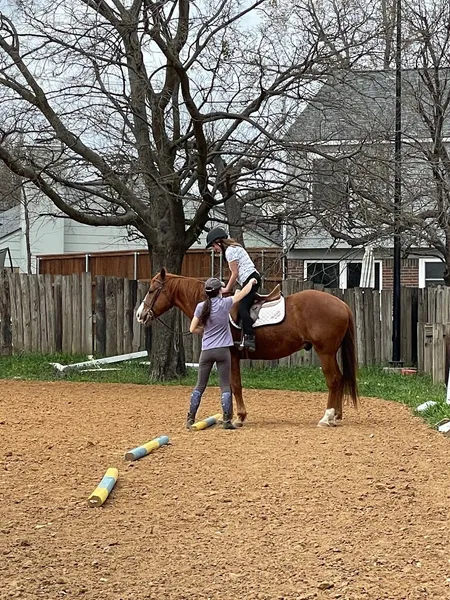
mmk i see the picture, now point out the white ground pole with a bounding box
[50,352,204,376]
[50,351,149,376]
[416,400,437,412]
[139,361,205,369]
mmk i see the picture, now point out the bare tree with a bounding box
[0,0,384,377]
[0,150,21,211]
[0,139,34,273]
[403,1,450,283]
[283,0,450,285]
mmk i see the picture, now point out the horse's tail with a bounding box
[341,307,359,408]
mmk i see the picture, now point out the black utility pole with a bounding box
[392,0,402,365]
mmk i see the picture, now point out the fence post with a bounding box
[432,323,445,383]
[445,323,450,389]
[81,272,93,355]
[373,290,381,363]
[0,273,12,355]
[123,278,136,354]
[71,273,82,354]
[116,277,125,355]
[61,277,72,354]
[44,274,56,352]
[380,290,393,364]
[29,275,40,353]
[354,288,365,365]
[53,275,63,352]
[37,275,48,353]
[362,289,375,365]
[95,276,106,357]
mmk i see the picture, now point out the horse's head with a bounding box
[136,268,174,325]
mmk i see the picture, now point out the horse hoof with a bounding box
[317,419,336,428]
[233,419,244,428]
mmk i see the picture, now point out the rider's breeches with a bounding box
[238,271,261,335]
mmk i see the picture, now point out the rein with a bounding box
[154,316,192,337]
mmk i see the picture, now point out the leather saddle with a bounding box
[230,284,282,325]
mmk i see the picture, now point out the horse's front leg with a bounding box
[230,351,247,427]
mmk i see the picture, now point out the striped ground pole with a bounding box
[87,467,118,507]
[191,413,222,431]
[124,435,170,461]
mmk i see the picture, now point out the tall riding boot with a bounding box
[243,333,256,352]
[187,390,202,429]
[221,391,236,430]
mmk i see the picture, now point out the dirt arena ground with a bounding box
[1,381,450,600]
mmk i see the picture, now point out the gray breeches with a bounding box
[194,347,231,394]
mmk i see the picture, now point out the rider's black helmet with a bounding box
[205,227,228,249]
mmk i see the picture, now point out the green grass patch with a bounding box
[0,354,448,428]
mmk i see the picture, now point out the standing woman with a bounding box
[205,227,261,351]
[188,276,258,430]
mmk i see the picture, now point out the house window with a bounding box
[306,262,340,287]
[418,258,446,287]
[346,261,381,290]
[305,260,382,289]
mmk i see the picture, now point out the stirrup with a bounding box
[242,334,256,352]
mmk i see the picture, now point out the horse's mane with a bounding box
[164,272,204,284]
[163,272,205,297]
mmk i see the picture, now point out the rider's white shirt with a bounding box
[225,246,256,285]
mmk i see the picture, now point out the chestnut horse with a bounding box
[136,269,359,427]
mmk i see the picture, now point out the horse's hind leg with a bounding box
[317,352,343,427]
[230,352,247,427]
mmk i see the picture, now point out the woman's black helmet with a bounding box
[205,227,228,249]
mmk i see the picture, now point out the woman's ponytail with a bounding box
[199,290,220,324]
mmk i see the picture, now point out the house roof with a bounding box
[288,69,450,144]
[0,205,21,240]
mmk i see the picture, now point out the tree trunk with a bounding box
[225,194,244,245]
[148,235,187,381]
[22,189,32,274]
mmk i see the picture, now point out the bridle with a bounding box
[142,277,192,337]
[142,278,165,322]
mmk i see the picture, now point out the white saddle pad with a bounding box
[230,297,286,329]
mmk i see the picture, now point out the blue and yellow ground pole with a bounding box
[87,467,118,507]
[191,413,222,431]
[125,435,170,461]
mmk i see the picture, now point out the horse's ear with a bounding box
[160,267,166,279]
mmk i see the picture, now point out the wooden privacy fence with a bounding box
[2,272,450,381]
[0,273,149,356]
